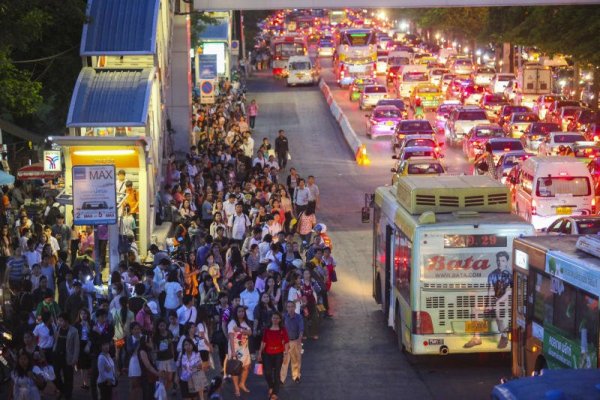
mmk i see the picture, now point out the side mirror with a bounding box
[365,114,371,118]
[541,227,547,232]
[391,168,397,173]
[392,155,399,160]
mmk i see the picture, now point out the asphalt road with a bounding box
[22,65,508,400]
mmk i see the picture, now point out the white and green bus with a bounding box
[372,175,534,355]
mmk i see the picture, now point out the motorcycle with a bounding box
[0,322,14,384]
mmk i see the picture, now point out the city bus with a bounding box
[511,234,600,377]
[271,35,308,77]
[333,28,377,86]
[372,175,534,355]
[328,10,347,26]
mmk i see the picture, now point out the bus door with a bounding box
[513,270,529,377]
[384,225,393,319]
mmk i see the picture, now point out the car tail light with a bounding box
[594,136,599,141]
[532,199,537,215]
[435,146,441,153]
[412,311,434,335]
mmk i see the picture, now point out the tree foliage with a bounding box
[0,0,86,132]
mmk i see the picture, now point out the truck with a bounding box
[512,63,553,109]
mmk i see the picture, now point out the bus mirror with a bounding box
[392,155,399,159]
[361,206,370,223]
[391,168,397,173]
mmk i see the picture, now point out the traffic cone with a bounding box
[355,144,371,166]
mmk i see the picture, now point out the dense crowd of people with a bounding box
[5,74,338,400]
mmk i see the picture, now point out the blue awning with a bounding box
[80,0,159,55]
[198,19,229,41]
[66,68,154,127]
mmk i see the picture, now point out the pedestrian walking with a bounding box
[248,100,259,129]
[53,313,80,400]
[227,306,252,397]
[97,340,117,400]
[11,351,43,400]
[301,269,320,340]
[258,311,289,400]
[280,301,303,384]
[274,130,289,170]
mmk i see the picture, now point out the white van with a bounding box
[514,156,594,230]
[491,73,516,94]
[286,56,317,86]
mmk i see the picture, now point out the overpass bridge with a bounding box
[194,0,600,11]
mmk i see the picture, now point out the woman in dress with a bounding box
[227,306,252,397]
[74,308,92,389]
[153,318,176,394]
[10,351,42,400]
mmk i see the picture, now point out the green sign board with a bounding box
[543,324,597,370]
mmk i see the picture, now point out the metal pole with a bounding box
[240,10,246,62]
[93,226,102,285]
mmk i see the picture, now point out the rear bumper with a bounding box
[370,124,397,137]
[410,333,510,355]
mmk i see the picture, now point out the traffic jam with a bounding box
[258,8,600,397]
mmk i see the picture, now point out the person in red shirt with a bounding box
[258,312,289,400]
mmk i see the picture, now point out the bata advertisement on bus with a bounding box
[420,234,512,284]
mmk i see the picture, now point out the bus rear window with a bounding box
[535,176,591,197]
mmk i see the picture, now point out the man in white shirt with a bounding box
[253,150,267,170]
[265,243,283,274]
[240,278,260,325]
[227,203,251,245]
[223,194,237,219]
[242,132,255,158]
[307,175,320,209]
[176,295,197,326]
[116,170,128,195]
[293,178,311,214]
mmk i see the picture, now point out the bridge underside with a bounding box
[194,0,599,11]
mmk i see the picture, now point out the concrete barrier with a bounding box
[318,78,367,165]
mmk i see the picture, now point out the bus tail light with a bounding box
[531,199,537,215]
[412,311,434,335]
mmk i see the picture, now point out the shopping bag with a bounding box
[254,362,263,376]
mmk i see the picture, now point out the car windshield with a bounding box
[554,134,585,143]
[483,94,506,104]
[374,109,401,118]
[365,86,386,93]
[400,121,433,131]
[576,219,600,234]
[504,106,529,115]
[378,100,405,110]
[561,108,579,117]
[388,56,410,66]
[475,128,504,138]
[455,59,472,66]
[530,123,560,134]
[405,139,435,147]
[574,146,600,158]
[536,176,591,197]
[513,114,538,122]
[478,68,495,74]
[431,69,446,75]
[403,72,428,82]
[502,154,528,168]
[289,62,311,70]
[442,74,456,81]
[408,163,444,174]
[490,141,524,152]
[458,111,487,120]
[557,101,581,108]
[417,86,439,93]
[406,150,434,158]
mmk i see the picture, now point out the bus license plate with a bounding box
[465,320,489,333]
[428,339,444,345]
[556,207,572,215]
[386,121,394,126]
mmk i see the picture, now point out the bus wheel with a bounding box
[395,305,405,352]
[533,356,547,376]
[374,276,382,304]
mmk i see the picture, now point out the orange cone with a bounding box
[355,144,371,166]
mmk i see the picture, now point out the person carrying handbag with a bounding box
[257,312,289,400]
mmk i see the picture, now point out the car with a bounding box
[462,124,505,161]
[502,79,520,103]
[479,93,509,121]
[444,106,489,146]
[546,100,584,123]
[537,131,586,156]
[503,112,540,139]
[396,146,441,163]
[567,108,597,132]
[497,105,531,127]
[391,157,445,181]
[376,52,388,75]
[409,83,443,110]
[494,150,531,183]
[428,67,449,86]
[545,216,600,235]
[520,122,561,152]
[445,77,472,100]
[433,100,461,132]
[317,39,335,57]
[359,85,388,110]
[490,73,516,94]
[349,77,376,102]
[375,98,408,118]
[397,134,443,157]
[460,84,486,105]
[572,141,600,164]
[554,106,584,131]
[486,137,525,165]
[82,201,108,210]
[392,119,436,150]
[584,115,600,141]
[449,57,475,76]
[440,73,457,93]
[365,105,403,138]
[532,94,565,120]
[474,67,496,86]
